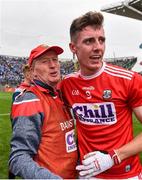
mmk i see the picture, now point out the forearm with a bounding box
[9,154,61,179]
[9,113,61,179]
[116,132,142,161]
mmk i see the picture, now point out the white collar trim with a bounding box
[79,62,106,80]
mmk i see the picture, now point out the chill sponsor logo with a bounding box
[72,89,79,96]
[72,102,117,125]
[65,129,77,153]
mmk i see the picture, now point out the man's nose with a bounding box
[48,59,56,67]
[92,40,102,50]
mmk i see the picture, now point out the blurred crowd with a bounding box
[0,55,27,86]
[0,54,138,88]
[0,55,76,87]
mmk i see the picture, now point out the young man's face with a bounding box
[70,25,105,76]
[32,50,61,87]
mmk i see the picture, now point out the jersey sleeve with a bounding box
[9,91,62,179]
[128,72,142,108]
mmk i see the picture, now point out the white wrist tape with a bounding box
[109,150,121,165]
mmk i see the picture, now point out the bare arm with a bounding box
[116,106,142,161]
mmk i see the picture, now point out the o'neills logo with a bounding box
[82,86,95,91]
[72,102,117,125]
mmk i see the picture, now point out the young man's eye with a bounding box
[84,38,94,45]
[99,37,105,44]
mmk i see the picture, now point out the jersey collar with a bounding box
[79,61,106,80]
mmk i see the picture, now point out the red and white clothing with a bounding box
[12,82,30,102]
[60,62,142,179]
[9,80,78,179]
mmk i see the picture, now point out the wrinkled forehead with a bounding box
[31,50,59,67]
[36,50,58,59]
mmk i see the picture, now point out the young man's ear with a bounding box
[69,42,76,54]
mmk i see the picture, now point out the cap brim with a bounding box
[34,46,63,59]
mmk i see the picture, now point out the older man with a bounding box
[9,44,78,179]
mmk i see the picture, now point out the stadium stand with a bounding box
[105,56,137,70]
[101,0,142,21]
[0,54,138,88]
[0,55,76,88]
[60,60,75,75]
[0,55,27,87]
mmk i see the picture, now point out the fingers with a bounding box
[76,162,95,171]
[84,151,97,159]
[76,151,114,178]
[79,167,97,176]
[76,158,101,177]
[76,164,96,177]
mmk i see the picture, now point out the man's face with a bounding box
[70,25,105,76]
[32,50,61,87]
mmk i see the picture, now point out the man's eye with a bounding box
[99,37,105,44]
[43,60,48,63]
[85,39,94,45]
[52,58,58,62]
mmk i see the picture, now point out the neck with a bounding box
[80,62,103,77]
[33,79,56,92]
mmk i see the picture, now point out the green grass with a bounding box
[0,92,142,178]
[0,92,12,179]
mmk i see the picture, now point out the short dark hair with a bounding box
[70,11,104,42]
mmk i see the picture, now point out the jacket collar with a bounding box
[32,79,57,97]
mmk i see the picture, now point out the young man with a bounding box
[60,11,142,179]
[9,44,78,179]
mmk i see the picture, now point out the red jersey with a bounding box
[60,62,142,179]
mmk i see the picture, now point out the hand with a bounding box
[76,150,121,178]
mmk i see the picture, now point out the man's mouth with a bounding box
[50,71,58,77]
[90,55,102,60]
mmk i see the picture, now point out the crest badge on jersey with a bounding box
[103,90,112,100]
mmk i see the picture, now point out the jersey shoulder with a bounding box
[63,71,80,80]
[104,63,135,80]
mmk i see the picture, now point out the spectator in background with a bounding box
[60,11,142,179]
[12,64,32,102]
[9,44,78,179]
[0,55,27,86]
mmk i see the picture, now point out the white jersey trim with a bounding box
[105,64,134,74]
[104,70,132,80]
[13,99,40,105]
[105,64,134,75]
[64,72,80,79]
[79,62,105,80]
[104,64,134,80]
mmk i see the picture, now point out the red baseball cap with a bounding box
[28,44,63,66]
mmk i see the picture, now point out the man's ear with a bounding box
[69,42,76,54]
[30,66,36,78]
